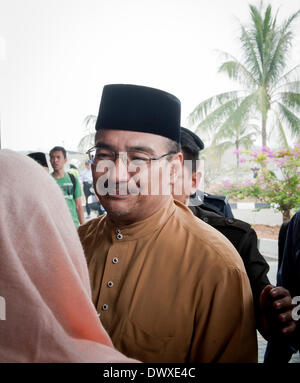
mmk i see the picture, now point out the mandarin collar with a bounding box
[103,197,175,242]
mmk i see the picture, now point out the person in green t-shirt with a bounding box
[49,146,85,227]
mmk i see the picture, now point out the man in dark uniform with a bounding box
[176,127,296,340]
[190,189,234,218]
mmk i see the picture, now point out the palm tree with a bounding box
[212,122,257,167]
[188,2,300,148]
[77,115,97,153]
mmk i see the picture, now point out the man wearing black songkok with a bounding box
[78,84,257,363]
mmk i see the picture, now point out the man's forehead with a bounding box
[95,129,168,152]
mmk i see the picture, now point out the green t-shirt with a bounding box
[53,173,82,227]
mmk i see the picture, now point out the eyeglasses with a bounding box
[86,146,176,168]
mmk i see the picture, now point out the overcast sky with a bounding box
[0,0,299,152]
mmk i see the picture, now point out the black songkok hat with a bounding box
[95,84,181,143]
[27,152,48,167]
[180,127,204,152]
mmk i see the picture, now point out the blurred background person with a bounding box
[49,146,84,227]
[80,160,94,219]
[69,163,80,179]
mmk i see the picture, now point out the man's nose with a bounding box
[110,155,130,183]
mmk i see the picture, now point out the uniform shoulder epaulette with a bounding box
[222,216,251,233]
[191,206,251,233]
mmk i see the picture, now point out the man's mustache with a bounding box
[96,180,141,196]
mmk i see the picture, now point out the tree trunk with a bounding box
[262,116,267,147]
[282,209,291,222]
[236,141,239,168]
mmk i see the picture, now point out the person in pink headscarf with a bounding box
[0,149,139,363]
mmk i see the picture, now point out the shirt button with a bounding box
[107,281,114,288]
[227,218,234,224]
[102,304,108,311]
[112,257,119,264]
[116,233,123,240]
[202,216,209,223]
[116,229,121,234]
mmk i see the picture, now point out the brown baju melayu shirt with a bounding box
[78,197,257,363]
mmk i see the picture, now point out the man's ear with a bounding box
[170,152,183,185]
[191,170,202,194]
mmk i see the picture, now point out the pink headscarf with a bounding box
[0,150,138,363]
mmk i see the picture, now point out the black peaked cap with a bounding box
[95,84,181,143]
[181,127,204,151]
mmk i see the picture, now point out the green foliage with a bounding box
[211,146,300,219]
[77,115,97,153]
[188,2,300,148]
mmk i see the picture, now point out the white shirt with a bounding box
[80,168,93,183]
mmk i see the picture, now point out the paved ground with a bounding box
[257,254,300,363]
[232,208,283,226]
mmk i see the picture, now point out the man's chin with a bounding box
[100,194,136,216]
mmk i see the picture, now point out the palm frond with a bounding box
[249,4,265,68]
[266,32,292,86]
[193,98,240,136]
[281,9,300,34]
[271,108,290,148]
[279,92,300,111]
[266,10,300,85]
[77,133,95,153]
[211,141,235,162]
[215,91,259,138]
[276,102,300,138]
[218,60,257,88]
[245,123,261,134]
[211,102,258,147]
[272,80,300,99]
[82,115,97,134]
[188,91,242,127]
[263,23,277,84]
[240,23,262,82]
[270,65,300,92]
[238,132,257,148]
[262,4,272,40]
